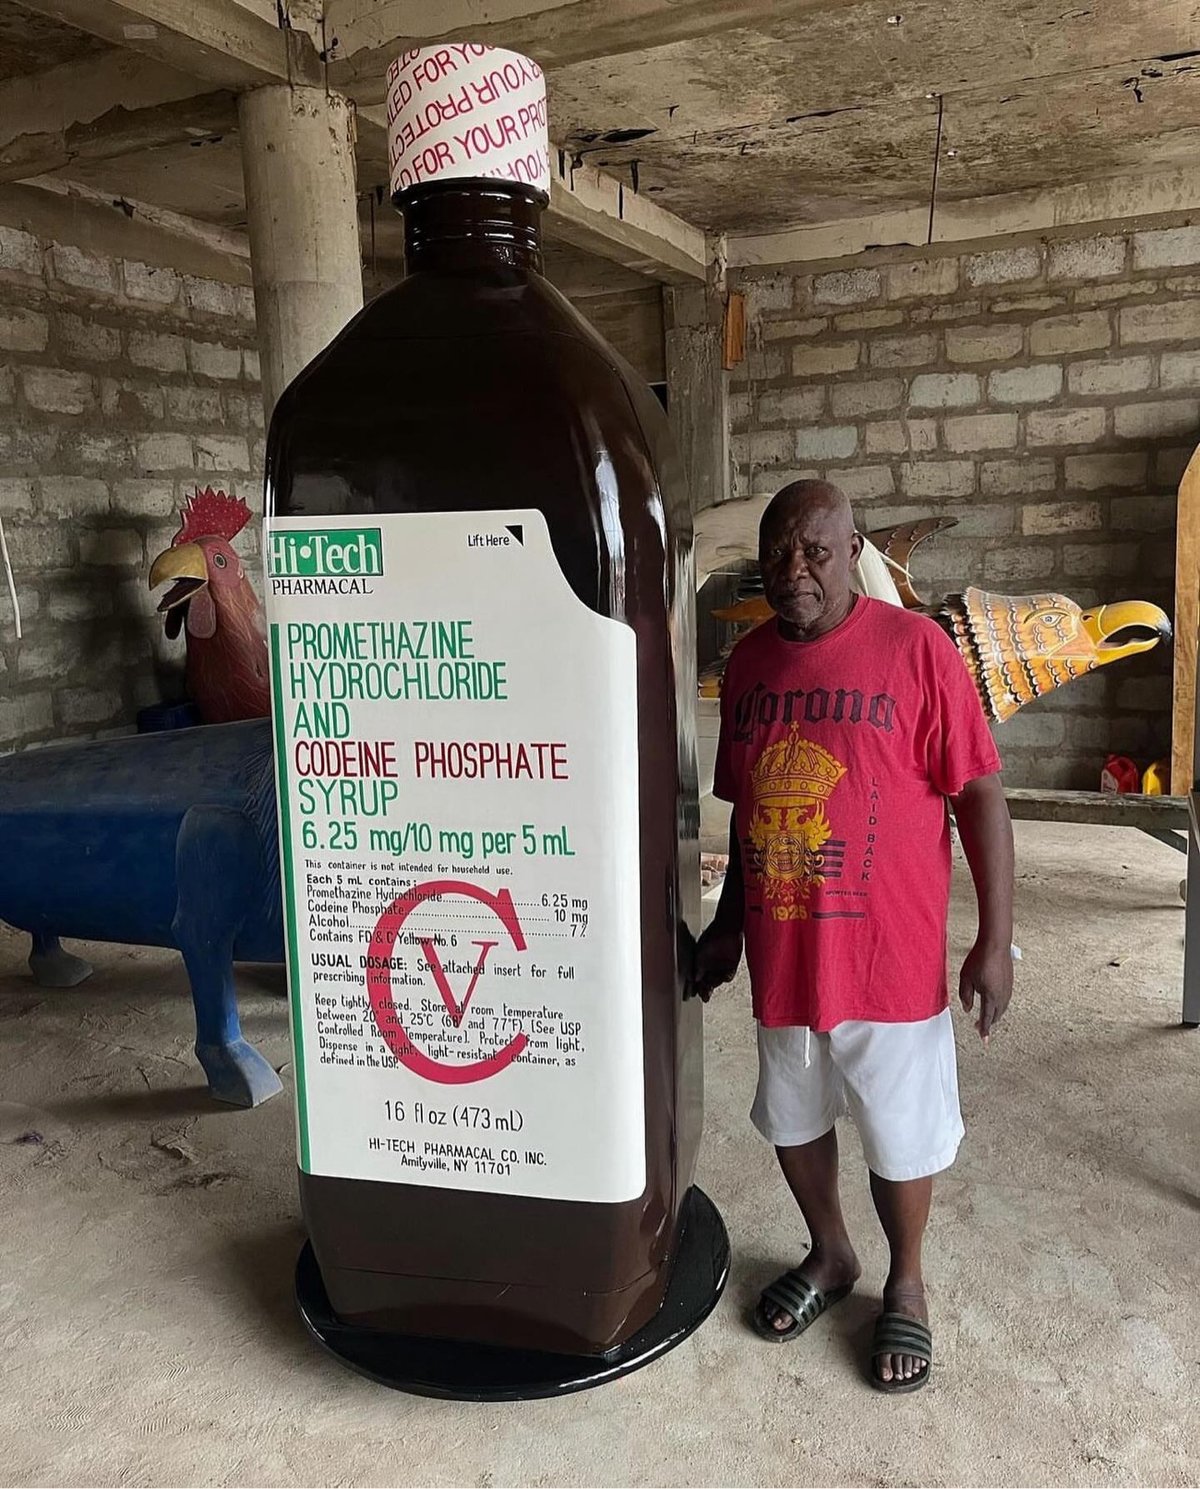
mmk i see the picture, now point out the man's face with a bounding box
[760,502,861,635]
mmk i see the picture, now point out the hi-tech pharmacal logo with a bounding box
[269,528,381,595]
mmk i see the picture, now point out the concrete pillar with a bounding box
[664,235,729,515]
[238,85,363,421]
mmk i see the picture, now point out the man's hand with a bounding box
[693,921,743,1002]
[958,939,1013,1043]
[691,813,746,1001]
[951,773,1015,1045]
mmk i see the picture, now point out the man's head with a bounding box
[759,480,862,639]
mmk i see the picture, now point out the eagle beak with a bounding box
[1081,599,1173,662]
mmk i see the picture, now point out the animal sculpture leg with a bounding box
[28,932,93,989]
[173,805,283,1107]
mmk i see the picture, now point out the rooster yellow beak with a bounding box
[149,542,207,606]
[1081,600,1173,663]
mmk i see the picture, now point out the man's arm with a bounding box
[950,772,1014,1041]
[693,811,745,1000]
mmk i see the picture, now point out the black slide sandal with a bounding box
[752,1269,853,1343]
[870,1312,932,1393]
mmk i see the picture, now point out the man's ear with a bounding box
[849,531,865,563]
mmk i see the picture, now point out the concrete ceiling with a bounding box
[4,0,1200,267]
[548,0,1200,232]
[0,0,102,78]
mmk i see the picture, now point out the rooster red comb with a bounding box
[173,486,252,546]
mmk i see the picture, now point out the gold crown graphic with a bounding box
[753,727,846,808]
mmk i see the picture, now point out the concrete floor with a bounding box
[1,820,1197,1488]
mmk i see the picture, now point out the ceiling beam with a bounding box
[727,166,1200,267]
[356,104,706,285]
[12,0,323,89]
[24,173,250,260]
[0,54,235,185]
[0,175,250,290]
[324,0,865,106]
[0,49,210,151]
[546,150,705,283]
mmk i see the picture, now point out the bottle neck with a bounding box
[398,181,545,274]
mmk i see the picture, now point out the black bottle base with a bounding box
[294,1185,730,1400]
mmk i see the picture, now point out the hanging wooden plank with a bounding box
[722,290,745,370]
[1171,446,1200,793]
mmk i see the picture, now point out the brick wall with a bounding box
[730,226,1197,788]
[0,224,262,751]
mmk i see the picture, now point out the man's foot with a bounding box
[758,1246,861,1336]
[874,1279,929,1385]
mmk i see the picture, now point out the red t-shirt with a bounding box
[713,597,1001,1030]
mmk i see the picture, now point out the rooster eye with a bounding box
[212,552,227,569]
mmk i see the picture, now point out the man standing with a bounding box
[696,479,1014,1394]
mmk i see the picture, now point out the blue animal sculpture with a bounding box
[0,719,284,1106]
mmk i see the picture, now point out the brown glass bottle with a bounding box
[266,180,702,1356]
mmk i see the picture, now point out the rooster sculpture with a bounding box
[148,487,269,724]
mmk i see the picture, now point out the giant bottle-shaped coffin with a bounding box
[264,45,703,1355]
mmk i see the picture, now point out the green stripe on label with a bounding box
[270,622,310,1171]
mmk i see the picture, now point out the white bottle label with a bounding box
[265,510,645,1203]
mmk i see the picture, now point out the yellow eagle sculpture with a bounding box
[700,517,1171,725]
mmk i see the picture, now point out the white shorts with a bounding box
[751,1009,964,1182]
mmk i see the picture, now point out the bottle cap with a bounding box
[387,45,551,201]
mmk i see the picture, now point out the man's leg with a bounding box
[762,1127,862,1331]
[834,1012,961,1383]
[869,1171,933,1382]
